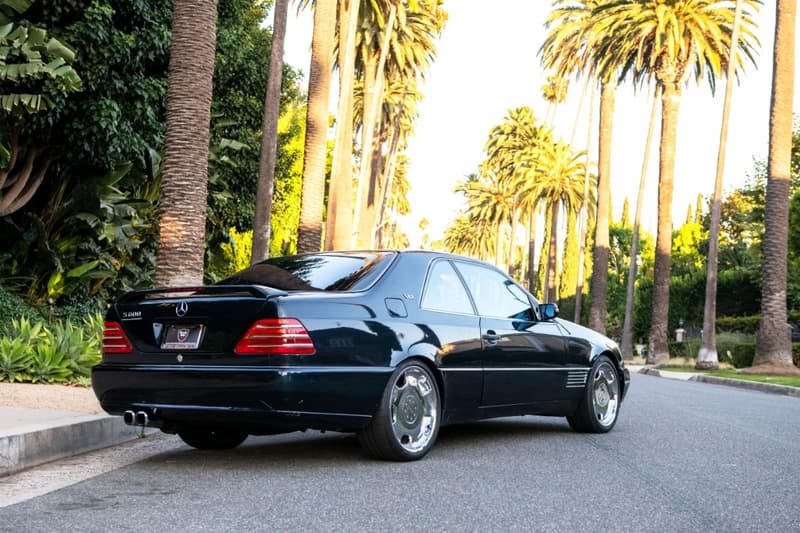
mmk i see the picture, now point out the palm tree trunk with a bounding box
[297,0,336,253]
[753,0,798,373]
[325,0,360,251]
[621,89,659,360]
[508,203,519,273]
[527,208,536,292]
[154,0,219,287]
[546,199,560,304]
[375,108,404,247]
[574,83,596,323]
[647,81,681,365]
[588,82,615,334]
[697,0,744,370]
[251,0,288,263]
[352,4,396,248]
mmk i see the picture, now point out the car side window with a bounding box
[454,262,534,320]
[421,260,475,315]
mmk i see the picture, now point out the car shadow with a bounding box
[138,416,572,470]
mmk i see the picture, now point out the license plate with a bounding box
[161,324,204,350]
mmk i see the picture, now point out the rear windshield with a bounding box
[218,252,396,292]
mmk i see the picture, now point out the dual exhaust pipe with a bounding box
[123,410,150,427]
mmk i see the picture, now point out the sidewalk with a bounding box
[0,383,145,477]
[633,365,800,398]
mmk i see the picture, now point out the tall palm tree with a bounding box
[523,141,587,303]
[351,0,446,247]
[297,0,336,253]
[587,82,614,334]
[540,1,615,333]
[697,0,746,370]
[325,0,361,251]
[458,170,515,268]
[751,0,799,374]
[620,88,659,360]
[251,0,288,263]
[587,0,760,363]
[484,106,552,279]
[154,0,219,287]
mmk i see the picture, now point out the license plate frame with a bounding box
[160,324,205,350]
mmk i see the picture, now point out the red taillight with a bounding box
[234,318,316,355]
[103,321,133,354]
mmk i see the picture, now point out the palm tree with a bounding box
[697,0,747,370]
[325,0,361,251]
[751,0,799,375]
[351,0,446,248]
[524,141,587,303]
[154,0,219,287]
[587,0,760,363]
[587,82,614,334]
[620,89,659,360]
[297,0,336,253]
[540,1,615,333]
[457,170,515,268]
[251,0,288,263]
[484,106,552,280]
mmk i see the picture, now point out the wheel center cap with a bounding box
[400,393,420,426]
[596,384,609,407]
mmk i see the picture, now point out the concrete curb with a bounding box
[688,374,800,398]
[0,415,145,477]
[637,367,800,398]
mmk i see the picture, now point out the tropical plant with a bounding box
[0,337,30,382]
[350,0,447,248]
[585,0,760,362]
[0,0,81,216]
[297,0,336,253]
[252,0,289,262]
[524,141,587,303]
[28,342,71,383]
[753,0,798,373]
[540,0,615,333]
[153,0,219,287]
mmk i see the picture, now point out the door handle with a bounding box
[482,331,501,345]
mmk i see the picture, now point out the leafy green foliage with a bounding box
[28,342,70,383]
[0,336,30,382]
[0,0,82,115]
[0,311,102,383]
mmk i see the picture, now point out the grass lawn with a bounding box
[658,365,800,388]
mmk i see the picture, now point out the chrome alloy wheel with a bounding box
[389,365,438,453]
[592,361,619,427]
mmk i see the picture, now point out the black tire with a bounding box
[358,360,441,461]
[567,355,621,433]
[178,428,248,450]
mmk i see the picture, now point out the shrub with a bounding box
[730,343,800,368]
[0,337,31,382]
[28,343,72,384]
[0,287,44,334]
[716,316,760,335]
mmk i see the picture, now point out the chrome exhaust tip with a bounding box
[134,411,149,426]
[123,410,135,425]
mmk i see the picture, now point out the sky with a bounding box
[282,1,800,245]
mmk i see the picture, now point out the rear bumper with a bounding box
[92,364,392,433]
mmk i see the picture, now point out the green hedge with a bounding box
[729,343,800,369]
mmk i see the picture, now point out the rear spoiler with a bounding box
[117,284,288,304]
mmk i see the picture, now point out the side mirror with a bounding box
[539,303,559,320]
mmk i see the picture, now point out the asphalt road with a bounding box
[1,373,799,532]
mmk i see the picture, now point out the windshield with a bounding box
[218,252,396,292]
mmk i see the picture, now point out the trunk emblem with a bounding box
[176,301,189,317]
[177,328,190,342]
[176,354,183,362]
